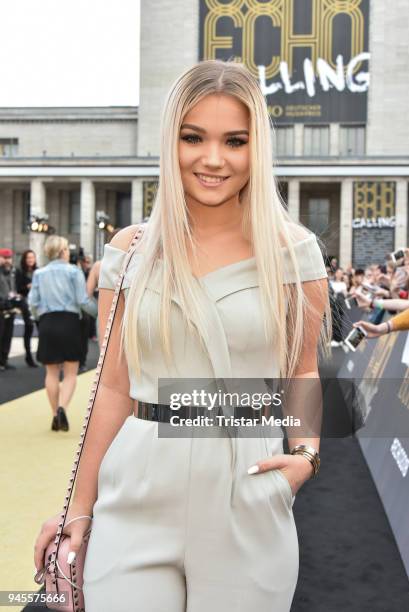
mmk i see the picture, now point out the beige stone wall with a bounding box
[0,120,137,157]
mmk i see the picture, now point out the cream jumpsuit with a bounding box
[82,232,327,612]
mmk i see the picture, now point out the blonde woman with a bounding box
[28,236,97,432]
[34,61,331,611]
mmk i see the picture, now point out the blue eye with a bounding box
[181,134,201,144]
[227,137,247,148]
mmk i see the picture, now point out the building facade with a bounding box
[1,0,408,267]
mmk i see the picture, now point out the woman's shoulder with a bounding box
[280,222,315,247]
[98,224,144,290]
[280,223,328,283]
[109,224,143,252]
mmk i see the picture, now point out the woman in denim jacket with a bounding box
[28,235,97,432]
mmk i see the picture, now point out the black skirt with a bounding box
[37,311,82,364]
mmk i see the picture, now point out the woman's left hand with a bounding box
[247,453,314,496]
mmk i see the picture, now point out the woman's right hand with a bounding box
[34,503,93,574]
[353,320,387,338]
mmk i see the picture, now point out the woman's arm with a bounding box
[371,298,409,312]
[73,267,98,318]
[34,227,139,570]
[284,278,327,457]
[247,278,327,493]
[354,307,409,337]
[71,289,135,513]
[86,261,101,297]
[389,308,409,331]
[71,228,138,513]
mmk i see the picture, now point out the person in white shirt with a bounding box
[330,267,348,297]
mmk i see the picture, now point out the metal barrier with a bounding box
[337,306,409,578]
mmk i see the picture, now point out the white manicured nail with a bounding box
[247,465,259,475]
[67,551,76,565]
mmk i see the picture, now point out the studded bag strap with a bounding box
[47,224,145,580]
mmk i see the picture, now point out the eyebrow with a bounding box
[180,123,249,136]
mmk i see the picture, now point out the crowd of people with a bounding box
[326,249,409,347]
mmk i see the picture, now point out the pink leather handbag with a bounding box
[34,226,144,612]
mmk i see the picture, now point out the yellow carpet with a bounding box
[0,370,95,611]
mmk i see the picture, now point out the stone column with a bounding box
[131,179,143,223]
[30,179,47,266]
[395,180,408,250]
[80,180,95,258]
[287,179,300,221]
[2,188,14,250]
[339,179,353,268]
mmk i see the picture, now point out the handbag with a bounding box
[33,225,144,612]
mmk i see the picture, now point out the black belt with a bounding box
[136,402,266,424]
[136,402,192,423]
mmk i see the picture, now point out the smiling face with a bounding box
[178,93,250,210]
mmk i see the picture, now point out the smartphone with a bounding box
[390,248,405,264]
[344,326,368,352]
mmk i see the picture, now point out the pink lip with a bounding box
[194,173,229,188]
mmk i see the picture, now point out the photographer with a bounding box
[15,249,39,367]
[0,248,20,371]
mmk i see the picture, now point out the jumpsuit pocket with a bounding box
[273,469,295,510]
[262,434,294,511]
[85,418,155,585]
[98,415,154,489]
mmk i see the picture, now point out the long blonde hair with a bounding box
[122,59,331,379]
